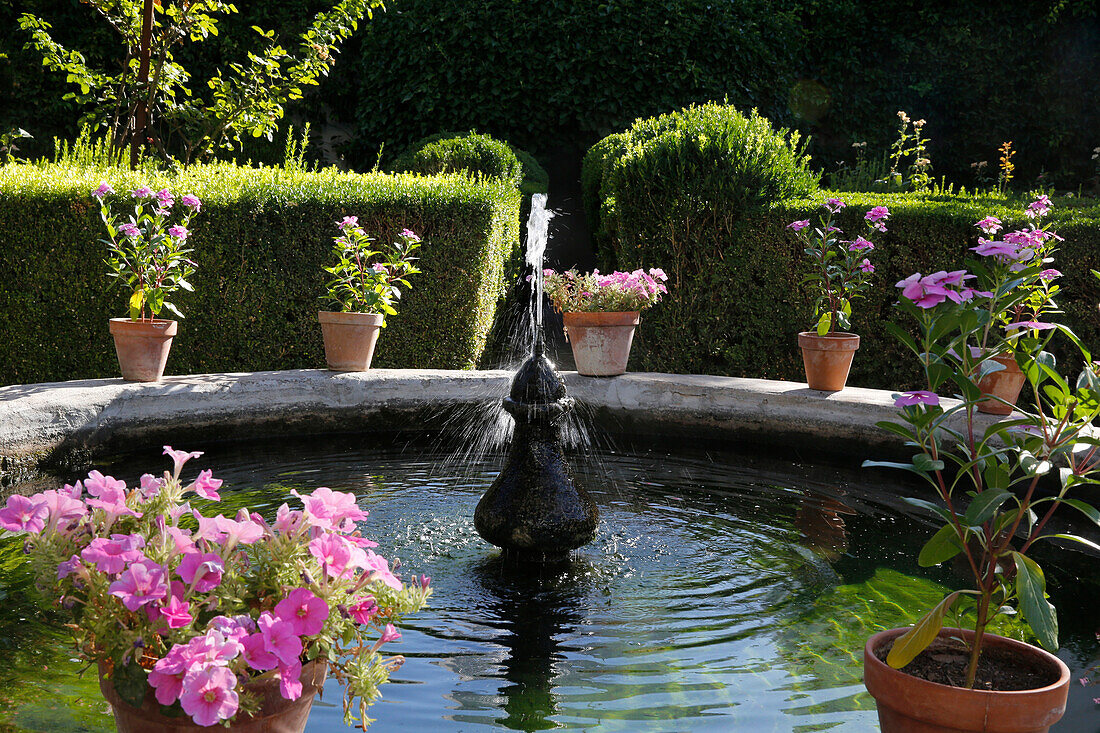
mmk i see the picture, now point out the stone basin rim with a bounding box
[0,368,1001,477]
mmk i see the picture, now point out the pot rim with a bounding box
[562,311,641,326]
[318,310,385,324]
[864,627,1071,698]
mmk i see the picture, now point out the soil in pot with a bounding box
[875,635,1060,691]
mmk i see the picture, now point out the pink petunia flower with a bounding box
[160,595,193,629]
[0,495,48,533]
[276,660,304,700]
[109,559,169,611]
[257,611,303,666]
[274,588,329,637]
[349,597,379,625]
[379,623,401,644]
[309,533,354,579]
[81,534,147,574]
[164,446,204,477]
[179,665,239,727]
[361,550,402,590]
[192,469,222,501]
[176,551,225,592]
[290,487,367,531]
[139,473,165,499]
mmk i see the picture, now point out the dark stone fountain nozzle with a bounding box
[474,350,599,563]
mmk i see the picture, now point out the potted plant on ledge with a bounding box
[788,198,888,391]
[543,267,669,376]
[862,212,1097,732]
[0,447,431,731]
[94,183,202,382]
[319,217,421,372]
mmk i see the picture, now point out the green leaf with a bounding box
[918,524,964,567]
[963,490,1012,527]
[1056,499,1100,526]
[901,496,952,522]
[886,591,963,669]
[113,659,148,709]
[912,453,945,472]
[128,289,144,320]
[816,311,831,336]
[1039,533,1100,553]
[1011,552,1058,651]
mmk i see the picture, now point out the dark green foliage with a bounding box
[598,188,1100,390]
[585,104,820,268]
[390,131,548,197]
[0,163,519,386]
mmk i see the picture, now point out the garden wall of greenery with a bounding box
[4,0,1097,186]
[0,163,520,386]
[593,188,1100,390]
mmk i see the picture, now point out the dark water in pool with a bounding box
[1,439,1097,732]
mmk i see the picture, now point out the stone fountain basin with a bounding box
[0,369,1005,481]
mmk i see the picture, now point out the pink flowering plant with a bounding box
[323,218,421,324]
[788,198,888,335]
[864,198,1100,689]
[542,268,669,313]
[93,183,202,321]
[0,448,430,728]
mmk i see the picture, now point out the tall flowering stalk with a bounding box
[543,268,669,313]
[0,448,430,729]
[94,183,201,321]
[323,218,421,324]
[788,198,888,336]
[866,197,1100,689]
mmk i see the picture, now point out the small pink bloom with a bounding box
[92,182,114,199]
[824,198,847,213]
[975,216,1003,235]
[214,514,264,546]
[164,446,203,476]
[177,551,224,592]
[371,262,387,273]
[160,595,193,629]
[57,554,82,579]
[379,623,401,644]
[274,588,329,637]
[192,469,222,501]
[894,391,940,408]
[242,633,278,671]
[193,512,226,543]
[1026,195,1051,219]
[848,236,874,251]
[787,219,810,232]
[291,487,367,531]
[179,666,239,727]
[148,645,191,705]
[155,189,174,207]
[0,494,48,533]
[131,186,153,198]
[273,503,306,534]
[1040,269,1061,281]
[84,470,127,498]
[257,611,303,665]
[139,473,164,498]
[361,550,402,590]
[864,205,890,223]
[168,225,188,240]
[109,560,169,611]
[276,660,304,700]
[166,526,196,554]
[180,194,202,211]
[117,223,140,238]
[349,597,379,624]
[337,216,358,230]
[400,228,421,242]
[859,258,874,273]
[1006,321,1056,333]
[81,534,147,574]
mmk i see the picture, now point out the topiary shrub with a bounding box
[583,103,820,267]
[0,161,520,385]
[390,132,532,190]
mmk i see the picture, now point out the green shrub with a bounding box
[599,189,1100,389]
[584,104,820,267]
[390,131,547,197]
[0,161,520,385]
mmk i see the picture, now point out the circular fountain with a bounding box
[473,194,598,561]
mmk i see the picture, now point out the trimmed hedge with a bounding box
[390,131,548,198]
[596,186,1100,390]
[0,162,520,386]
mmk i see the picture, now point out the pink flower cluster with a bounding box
[896,270,992,309]
[3,446,429,728]
[543,267,670,314]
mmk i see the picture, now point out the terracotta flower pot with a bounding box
[863,628,1070,733]
[798,331,860,392]
[976,353,1025,415]
[563,311,640,377]
[109,318,178,382]
[318,311,383,371]
[99,660,326,733]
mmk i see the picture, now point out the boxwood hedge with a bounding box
[0,162,520,386]
[598,189,1100,390]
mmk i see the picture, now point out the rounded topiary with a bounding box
[391,131,547,196]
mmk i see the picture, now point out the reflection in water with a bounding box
[467,556,588,730]
[794,491,856,562]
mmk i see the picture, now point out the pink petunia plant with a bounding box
[4,449,431,728]
[543,268,669,314]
